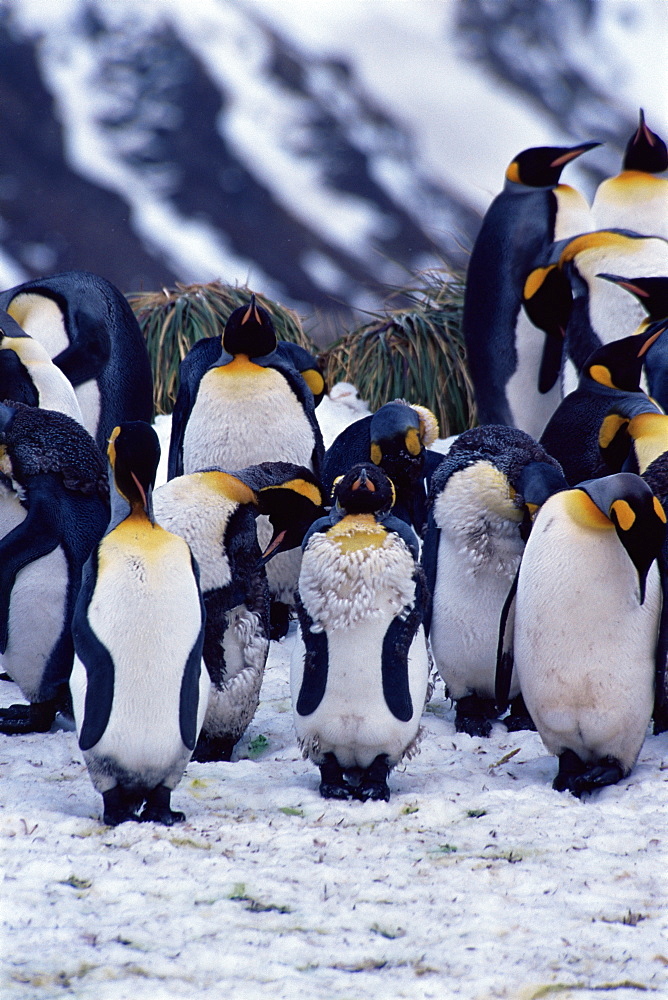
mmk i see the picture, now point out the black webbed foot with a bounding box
[352,754,391,802]
[0,700,56,735]
[319,752,352,800]
[455,694,498,738]
[571,757,624,798]
[0,671,13,681]
[102,786,142,826]
[503,694,537,733]
[269,601,291,641]
[552,749,587,793]
[139,785,185,825]
[191,734,235,762]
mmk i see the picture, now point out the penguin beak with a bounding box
[258,528,288,567]
[549,141,601,168]
[352,468,375,492]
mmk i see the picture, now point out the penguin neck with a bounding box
[107,471,154,534]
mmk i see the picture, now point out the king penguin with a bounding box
[152,461,324,761]
[497,473,666,796]
[422,424,567,737]
[462,141,599,436]
[291,463,431,802]
[168,294,325,639]
[0,270,154,450]
[70,422,209,826]
[0,402,109,734]
[592,110,668,240]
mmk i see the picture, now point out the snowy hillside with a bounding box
[0,0,666,329]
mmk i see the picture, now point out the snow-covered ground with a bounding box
[1,392,668,999]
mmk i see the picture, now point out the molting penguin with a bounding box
[497,473,665,796]
[0,270,154,450]
[539,322,667,486]
[422,425,567,737]
[592,110,668,240]
[0,403,109,734]
[168,294,325,639]
[322,399,441,535]
[0,309,83,423]
[291,463,431,802]
[462,141,599,435]
[70,422,209,826]
[152,462,324,761]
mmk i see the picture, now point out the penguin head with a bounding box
[596,274,668,323]
[515,460,568,536]
[583,320,668,392]
[334,463,395,516]
[576,473,666,603]
[505,141,600,187]
[600,409,668,477]
[369,401,438,485]
[623,109,668,174]
[108,421,161,518]
[253,467,326,566]
[222,294,277,358]
[523,264,573,336]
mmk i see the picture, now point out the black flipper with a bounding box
[653,545,668,734]
[178,553,207,752]
[72,550,116,752]
[420,511,440,636]
[495,568,520,712]
[167,338,220,480]
[538,332,564,394]
[294,596,329,717]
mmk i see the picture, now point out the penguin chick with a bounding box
[0,270,153,450]
[0,402,109,734]
[168,294,325,640]
[322,399,441,535]
[540,321,667,485]
[462,141,599,434]
[502,473,665,797]
[152,462,325,762]
[292,463,431,802]
[70,422,209,826]
[422,425,567,738]
[592,110,668,240]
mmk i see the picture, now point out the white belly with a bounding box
[73,379,102,442]
[202,604,268,741]
[505,310,562,440]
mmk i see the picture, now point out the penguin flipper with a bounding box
[72,551,116,751]
[538,333,564,395]
[178,552,207,751]
[495,569,520,712]
[420,512,440,637]
[167,339,220,480]
[653,546,668,734]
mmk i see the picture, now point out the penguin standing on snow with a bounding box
[497,473,666,796]
[70,422,209,826]
[422,425,567,737]
[292,463,431,802]
[0,270,154,450]
[152,462,324,761]
[0,403,109,734]
[463,141,599,437]
[592,110,668,240]
[168,294,324,639]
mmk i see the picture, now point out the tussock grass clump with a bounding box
[323,271,475,436]
[127,281,315,415]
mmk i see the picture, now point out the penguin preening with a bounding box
[152,462,325,762]
[0,270,154,450]
[497,473,666,797]
[422,424,567,737]
[462,141,599,437]
[71,422,208,826]
[292,463,431,802]
[0,402,109,734]
[322,399,441,536]
[168,294,325,639]
[539,322,667,486]
[592,110,668,240]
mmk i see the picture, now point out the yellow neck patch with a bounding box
[370,442,382,466]
[524,265,554,300]
[261,478,322,507]
[505,161,521,183]
[405,426,422,456]
[565,490,613,530]
[559,231,641,265]
[216,354,265,377]
[326,513,387,553]
[302,369,325,398]
[588,364,615,388]
[599,412,629,449]
[199,470,256,505]
[611,499,636,531]
[628,413,668,474]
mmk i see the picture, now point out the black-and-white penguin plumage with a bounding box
[167,295,325,638]
[0,402,109,734]
[592,110,668,240]
[422,424,567,737]
[540,322,667,486]
[152,462,325,762]
[497,473,666,797]
[462,141,598,437]
[70,422,209,826]
[322,399,441,535]
[0,270,154,450]
[0,309,84,423]
[291,463,431,802]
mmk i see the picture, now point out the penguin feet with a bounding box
[319,753,352,799]
[139,785,185,826]
[353,755,391,802]
[269,601,292,641]
[553,751,624,797]
[0,700,56,735]
[102,787,142,826]
[0,671,12,681]
[454,695,498,738]
[191,734,235,762]
[503,694,537,733]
